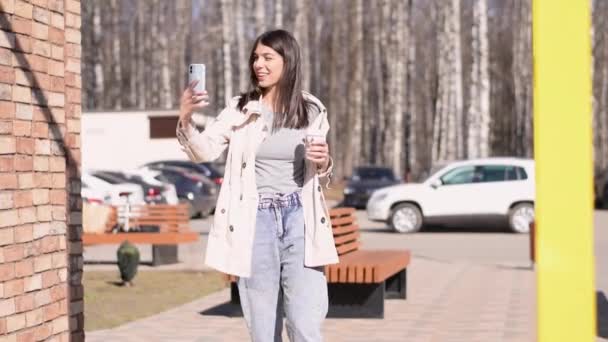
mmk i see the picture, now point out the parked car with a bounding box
[143,165,218,218]
[81,172,145,206]
[366,158,535,233]
[142,160,224,186]
[90,169,178,205]
[343,166,402,209]
[595,167,608,209]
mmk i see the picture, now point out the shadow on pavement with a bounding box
[199,302,243,317]
[598,291,608,338]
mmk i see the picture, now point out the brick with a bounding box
[32,121,48,138]
[12,120,30,136]
[0,227,14,245]
[51,205,64,221]
[16,137,34,154]
[14,69,32,87]
[50,76,63,92]
[18,173,34,189]
[31,22,48,40]
[0,317,4,336]
[52,316,68,334]
[40,236,58,253]
[50,13,63,29]
[0,262,15,281]
[0,101,14,119]
[65,58,79,74]
[17,329,35,342]
[14,224,32,243]
[0,0,15,14]
[14,0,32,19]
[0,192,12,209]
[15,293,34,313]
[0,48,11,66]
[12,85,31,103]
[33,156,48,171]
[28,54,48,73]
[34,139,51,155]
[50,284,65,302]
[0,30,15,49]
[14,33,31,53]
[15,103,33,120]
[42,301,59,321]
[48,91,64,107]
[50,253,65,268]
[34,288,50,306]
[48,27,64,45]
[31,0,47,7]
[41,270,59,288]
[0,209,18,227]
[36,205,51,221]
[0,65,15,83]
[31,189,49,205]
[18,206,37,224]
[12,16,31,35]
[33,6,49,24]
[48,123,63,140]
[33,173,50,187]
[65,103,79,118]
[14,155,33,171]
[4,278,24,297]
[0,120,11,134]
[0,298,15,316]
[49,190,64,205]
[48,0,63,13]
[0,83,11,100]
[48,60,64,77]
[51,174,65,189]
[64,72,79,89]
[51,44,63,60]
[65,133,79,149]
[0,136,16,153]
[4,243,24,262]
[31,39,51,57]
[56,268,66,282]
[6,313,25,333]
[0,174,18,189]
[32,105,49,122]
[65,43,80,58]
[49,157,65,172]
[25,308,42,327]
[13,190,32,207]
[24,274,41,292]
[14,259,33,278]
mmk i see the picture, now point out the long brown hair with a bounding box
[237,30,311,130]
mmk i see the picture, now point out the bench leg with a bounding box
[151,244,178,266]
[385,268,407,300]
[327,282,384,318]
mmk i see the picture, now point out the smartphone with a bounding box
[188,64,206,92]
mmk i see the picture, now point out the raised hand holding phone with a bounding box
[179,64,209,123]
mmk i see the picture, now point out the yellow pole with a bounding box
[533,1,596,341]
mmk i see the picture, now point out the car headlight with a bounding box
[344,187,354,195]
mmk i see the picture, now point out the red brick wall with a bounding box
[0,0,82,341]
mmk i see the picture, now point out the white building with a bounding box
[82,109,213,171]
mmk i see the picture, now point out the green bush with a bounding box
[116,241,140,286]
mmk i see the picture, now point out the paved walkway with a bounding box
[87,257,536,342]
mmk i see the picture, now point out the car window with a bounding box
[517,167,528,180]
[479,165,508,182]
[440,166,476,185]
[353,168,395,181]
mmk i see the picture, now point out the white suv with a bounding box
[366,158,535,233]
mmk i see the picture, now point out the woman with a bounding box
[176,30,338,341]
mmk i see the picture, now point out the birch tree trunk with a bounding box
[432,0,463,162]
[159,1,172,109]
[274,0,283,29]
[235,0,248,92]
[82,1,96,109]
[136,1,147,109]
[221,0,234,105]
[466,0,490,158]
[294,0,310,91]
[512,0,533,157]
[390,0,406,176]
[371,1,385,166]
[343,0,363,176]
[406,0,417,178]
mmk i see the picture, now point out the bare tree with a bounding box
[235,0,248,92]
[466,0,490,158]
[274,0,283,29]
[221,0,234,105]
[512,0,533,157]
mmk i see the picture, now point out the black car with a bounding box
[343,166,402,209]
[147,166,218,218]
[142,160,224,186]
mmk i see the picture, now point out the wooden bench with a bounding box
[82,204,199,265]
[227,207,411,318]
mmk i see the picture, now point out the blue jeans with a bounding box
[238,191,328,342]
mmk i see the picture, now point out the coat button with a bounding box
[317,185,322,192]
[221,209,226,214]
[229,225,234,232]
[242,162,247,169]
[321,217,326,224]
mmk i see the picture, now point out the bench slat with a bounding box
[82,232,199,245]
[333,231,359,245]
[332,224,359,236]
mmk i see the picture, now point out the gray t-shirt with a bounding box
[255,104,320,194]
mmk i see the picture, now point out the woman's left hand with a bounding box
[305,141,330,171]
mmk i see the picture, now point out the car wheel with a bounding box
[179,198,197,219]
[390,203,423,233]
[508,203,534,233]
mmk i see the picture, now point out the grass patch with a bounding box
[84,270,227,332]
